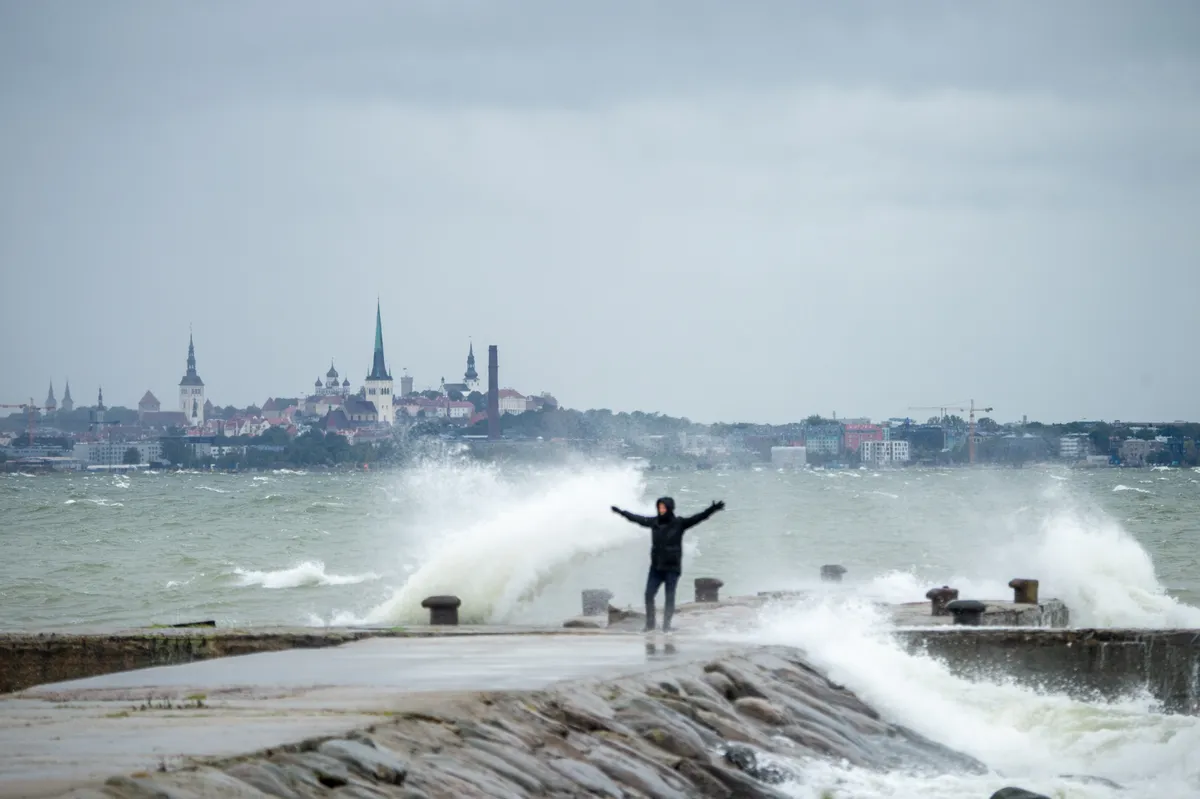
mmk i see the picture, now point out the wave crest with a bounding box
[233,560,378,589]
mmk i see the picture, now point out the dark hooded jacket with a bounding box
[614,496,723,573]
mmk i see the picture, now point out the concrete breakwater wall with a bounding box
[0,629,380,695]
[0,627,612,696]
[68,646,1025,799]
[897,628,1200,714]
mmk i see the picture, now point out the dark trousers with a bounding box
[644,568,680,631]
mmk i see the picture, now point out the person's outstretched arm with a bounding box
[611,506,655,527]
[681,500,725,531]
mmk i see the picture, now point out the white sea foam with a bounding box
[64,497,124,508]
[1113,484,1152,494]
[233,561,379,589]
[731,597,1200,798]
[197,485,229,494]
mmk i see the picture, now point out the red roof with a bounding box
[498,389,524,399]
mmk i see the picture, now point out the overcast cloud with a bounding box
[1,1,1197,423]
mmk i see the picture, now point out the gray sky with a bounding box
[2,1,1198,424]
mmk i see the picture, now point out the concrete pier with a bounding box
[0,593,1071,695]
[1,585,1197,797]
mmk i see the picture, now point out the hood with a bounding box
[656,496,676,519]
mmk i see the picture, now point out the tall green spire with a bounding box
[368,299,390,380]
[374,301,383,352]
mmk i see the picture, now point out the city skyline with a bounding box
[2,3,1198,423]
[5,297,1198,427]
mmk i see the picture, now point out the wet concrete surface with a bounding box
[0,633,733,796]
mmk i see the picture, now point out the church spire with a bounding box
[179,331,204,387]
[464,339,478,382]
[367,299,390,380]
[45,381,57,411]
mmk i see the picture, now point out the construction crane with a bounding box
[1,399,42,447]
[907,399,994,465]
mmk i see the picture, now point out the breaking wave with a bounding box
[876,498,1200,629]
[233,560,379,589]
[734,596,1200,798]
[346,458,650,625]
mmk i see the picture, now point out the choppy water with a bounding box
[3,458,1197,631]
[3,456,1199,796]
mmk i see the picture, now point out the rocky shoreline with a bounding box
[62,645,1049,799]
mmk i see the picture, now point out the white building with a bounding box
[178,333,205,427]
[498,389,529,415]
[362,301,396,425]
[1058,434,1090,460]
[448,400,475,419]
[860,439,910,466]
[73,440,163,466]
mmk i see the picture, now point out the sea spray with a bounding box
[849,487,1200,629]
[727,596,1200,798]
[356,458,650,624]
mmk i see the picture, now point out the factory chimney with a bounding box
[487,345,499,441]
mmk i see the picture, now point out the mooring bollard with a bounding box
[695,577,724,603]
[1009,578,1039,605]
[581,589,613,616]
[925,586,959,616]
[945,599,986,626]
[421,595,462,626]
[820,564,847,583]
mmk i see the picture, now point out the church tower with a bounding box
[323,361,340,395]
[463,340,480,391]
[61,380,74,413]
[178,332,206,426]
[44,382,57,413]
[363,300,395,425]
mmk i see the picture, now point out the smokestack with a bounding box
[487,345,499,440]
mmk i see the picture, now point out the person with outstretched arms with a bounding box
[611,496,725,633]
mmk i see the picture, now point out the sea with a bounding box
[3,454,1199,797]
